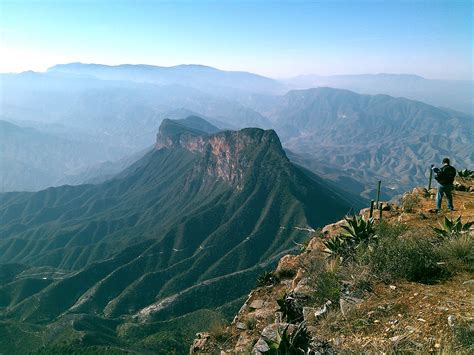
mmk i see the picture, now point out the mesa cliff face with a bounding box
[156,118,285,187]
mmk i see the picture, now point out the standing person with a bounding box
[432,158,456,211]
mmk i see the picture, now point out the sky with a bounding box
[0,0,472,79]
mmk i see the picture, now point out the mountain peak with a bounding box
[156,118,282,154]
[155,118,285,187]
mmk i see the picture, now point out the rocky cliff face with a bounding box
[156,118,285,187]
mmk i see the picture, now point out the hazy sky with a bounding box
[1,0,472,79]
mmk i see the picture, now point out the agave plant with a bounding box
[458,169,474,178]
[341,215,376,244]
[433,216,474,239]
[323,235,351,259]
[276,292,307,323]
[323,215,377,259]
[268,323,312,354]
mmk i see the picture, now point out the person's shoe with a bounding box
[448,208,455,211]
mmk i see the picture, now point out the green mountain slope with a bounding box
[0,118,361,353]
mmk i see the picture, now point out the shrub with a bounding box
[439,234,474,272]
[208,321,230,344]
[402,193,419,212]
[256,271,279,287]
[313,270,341,305]
[453,320,474,350]
[433,216,474,239]
[245,317,257,330]
[364,234,445,283]
[375,221,408,239]
[339,262,373,297]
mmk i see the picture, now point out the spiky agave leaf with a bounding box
[433,216,474,239]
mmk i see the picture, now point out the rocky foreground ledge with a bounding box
[190,177,474,354]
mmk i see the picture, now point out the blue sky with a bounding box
[0,0,472,79]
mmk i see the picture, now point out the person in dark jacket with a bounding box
[432,158,456,211]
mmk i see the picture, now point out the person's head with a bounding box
[442,157,450,165]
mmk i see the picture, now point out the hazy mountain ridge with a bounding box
[268,88,473,197]
[0,118,361,353]
[283,73,473,114]
[48,62,285,97]
[0,120,130,192]
[1,64,471,195]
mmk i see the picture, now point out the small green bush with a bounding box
[208,321,230,344]
[402,193,419,212]
[245,317,257,330]
[313,270,341,305]
[364,234,445,283]
[375,221,408,239]
[256,271,279,287]
[453,320,474,350]
[439,234,474,272]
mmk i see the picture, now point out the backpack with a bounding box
[435,165,456,185]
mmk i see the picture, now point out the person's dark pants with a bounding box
[436,184,454,210]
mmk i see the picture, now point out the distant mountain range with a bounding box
[282,73,473,114]
[48,63,285,98]
[45,64,473,114]
[0,117,361,353]
[1,63,472,197]
[265,87,473,197]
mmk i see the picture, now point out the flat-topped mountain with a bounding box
[0,117,362,353]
